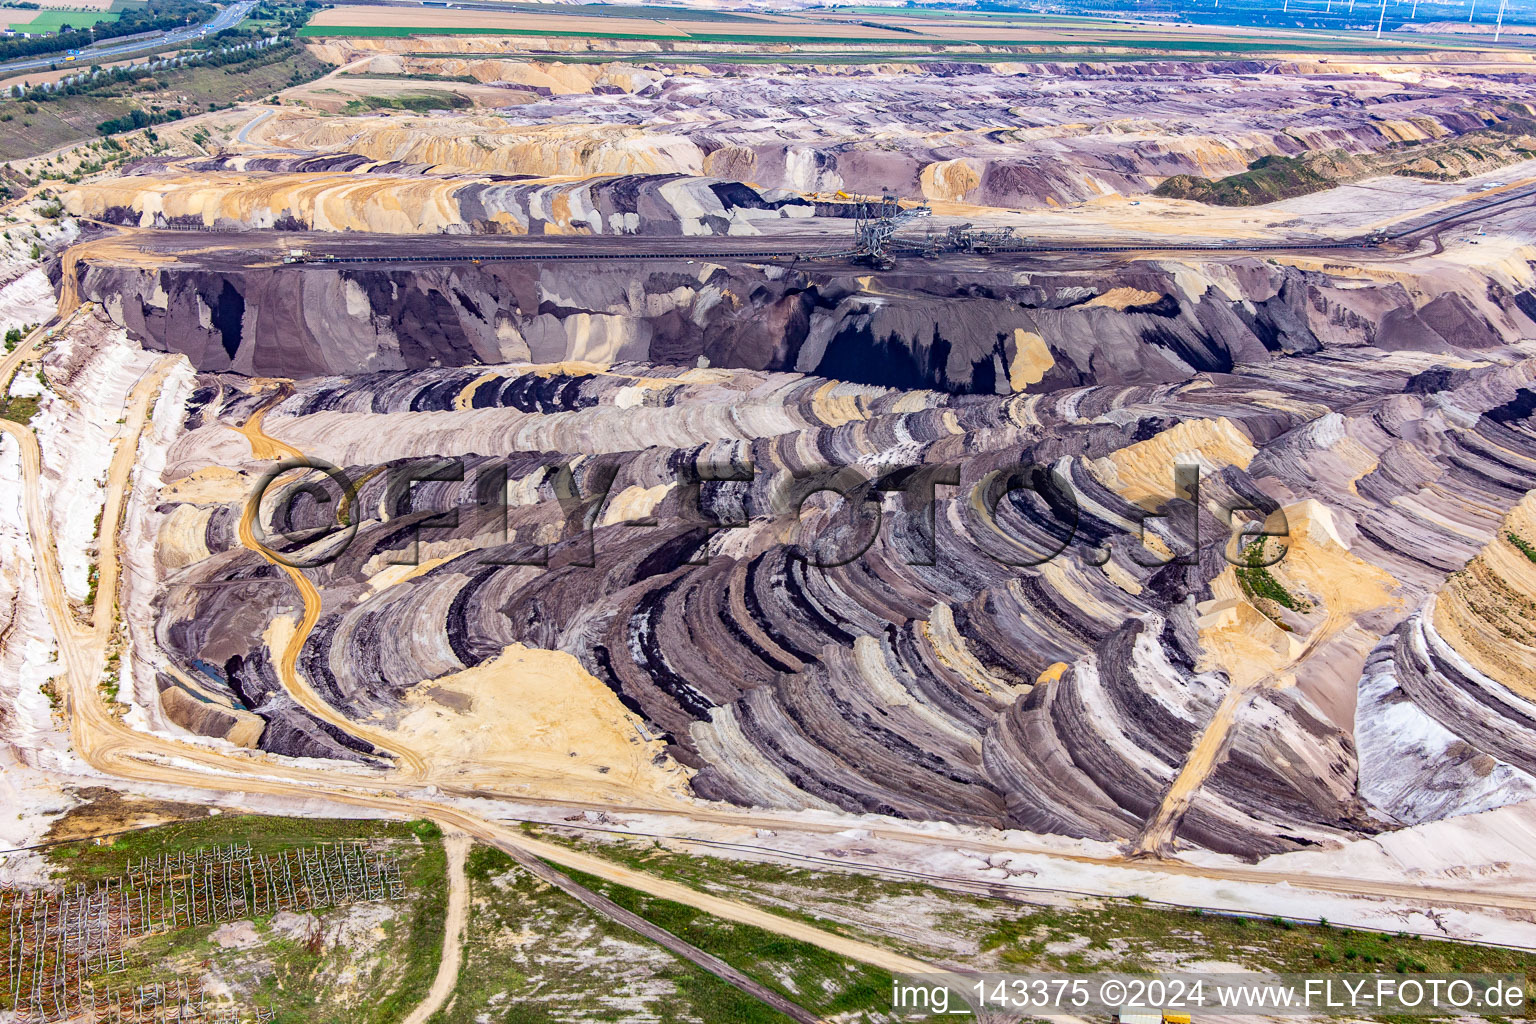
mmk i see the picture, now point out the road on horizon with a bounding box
[0,0,253,77]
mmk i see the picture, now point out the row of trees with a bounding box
[0,0,209,65]
[95,105,182,135]
[9,35,298,106]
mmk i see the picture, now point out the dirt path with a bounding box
[494,841,826,1024]
[1131,679,1257,857]
[403,831,471,1024]
[66,359,841,1019]
[499,831,940,979]
[16,379,1534,919]
[232,399,427,777]
[1132,604,1348,856]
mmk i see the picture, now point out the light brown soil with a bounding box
[43,787,214,844]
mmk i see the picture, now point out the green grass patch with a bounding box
[1155,154,1334,206]
[339,70,479,84]
[44,813,438,882]
[2,8,114,31]
[28,815,449,1024]
[0,43,330,161]
[299,25,902,43]
[521,49,1176,65]
[0,393,38,423]
[340,89,470,114]
[442,2,761,21]
[1234,539,1307,612]
[564,862,894,1020]
[297,21,1437,53]
[434,846,817,1024]
[527,829,1536,993]
[3,8,121,31]
[1507,531,1536,564]
[354,823,447,1024]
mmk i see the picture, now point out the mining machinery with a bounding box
[850,192,931,269]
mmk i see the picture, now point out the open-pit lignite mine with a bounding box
[8,39,1536,975]
[87,196,1536,859]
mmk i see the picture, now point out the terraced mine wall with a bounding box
[76,254,1536,393]
[148,345,1536,857]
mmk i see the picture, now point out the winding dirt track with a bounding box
[8,363,1536,928]
[0,350,910,1020]
[234,451,428,778]
[402,831,469,1024]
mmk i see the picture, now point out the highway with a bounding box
[0,0,253,76]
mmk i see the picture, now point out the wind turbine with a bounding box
[1495,0,1508,38]
[1469,0,1477,21]
[1376,0,1389,35]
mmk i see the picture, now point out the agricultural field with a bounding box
[296,5,1455,54]
[1,7,122,32]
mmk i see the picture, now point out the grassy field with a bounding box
[457,2,766,22]
[526,828,1536,988]
[291,2,1459,54]
[10,813,1535,1023]
[430,845,892,1024]
[2,7,122,30]
[4,7,119,30]
[298,25,909,43]
[1154,116,1536,208]
[0,393,39,423]
[340,88,471,113]
[566,862,896,1021]
[1157,154,1334,206]
[43,813,436,882]
[295,21,1433,53]
[534,50,1176,65]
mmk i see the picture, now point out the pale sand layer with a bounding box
[1007,328,1052,392]
[1093,416,1257,508]
[1433,490,1536,702]
[1199,500,1399,689]
[390,642,692,802]
[157,465,250,505]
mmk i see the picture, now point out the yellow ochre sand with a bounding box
[389,643,693,802]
